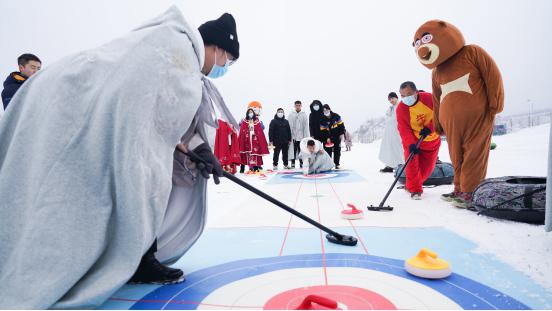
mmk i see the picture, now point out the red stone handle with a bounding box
[346,203,359,212]
[296,294,339,310]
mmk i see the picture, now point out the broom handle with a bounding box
[378,133,427,208]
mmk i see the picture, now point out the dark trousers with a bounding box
[291,140,303,166]
[324,139,341,166]
[273,143,289,166]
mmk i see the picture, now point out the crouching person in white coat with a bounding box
[299,137,335,175]
[0,7,240,309]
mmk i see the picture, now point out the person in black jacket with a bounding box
[320,104,346,169]
[309,100,323,141]
[2,54,42,110]
[269,108,292,170]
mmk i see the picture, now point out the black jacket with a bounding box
[309,102,324,141]
[1,72,26,110]
[268,114,292,145]
[320,112,345,142]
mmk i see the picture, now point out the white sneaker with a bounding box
[273,166,278,171]
[283,165,290,169]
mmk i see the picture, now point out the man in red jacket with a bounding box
[396,81,441,200]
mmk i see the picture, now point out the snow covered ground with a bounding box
[206,123,551,294]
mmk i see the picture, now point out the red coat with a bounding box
[214,119,241,166]
[238,118,269,157]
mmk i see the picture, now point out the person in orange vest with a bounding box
[396,81,441,200]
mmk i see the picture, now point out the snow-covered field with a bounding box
[206,123,551,294]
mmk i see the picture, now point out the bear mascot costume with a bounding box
[413,20,504,207]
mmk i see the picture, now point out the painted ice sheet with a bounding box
[100,227,552,310]
[267,170,365,184]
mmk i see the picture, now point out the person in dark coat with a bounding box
[2,54,42,110]
[269,108,292,170]
[320,104,346,168]
[309,99,324,141]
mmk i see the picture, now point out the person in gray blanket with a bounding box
[299,137,335,175]
[0,7,241,309]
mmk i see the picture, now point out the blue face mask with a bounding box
[207,50,230,79]
[402,94,418,106]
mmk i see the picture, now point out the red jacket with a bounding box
[396,92,440,148]
[238,118,269,156]
[214,119,241,166]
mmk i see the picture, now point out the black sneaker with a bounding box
[128,253,185,285]
[380,166,394,173]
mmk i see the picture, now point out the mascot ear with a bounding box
[439,20,447,27]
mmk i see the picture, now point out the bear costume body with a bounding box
[413,20,504,194]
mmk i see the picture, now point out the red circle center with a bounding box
[263,285,397,310]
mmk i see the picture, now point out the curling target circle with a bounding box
[291,173,339,180]
[130,253,529,310]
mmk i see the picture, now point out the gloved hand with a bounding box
[409,143,420,155]
[185,143,224,185]
[420,127,432,138]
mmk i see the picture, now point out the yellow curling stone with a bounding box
[404,248,452,279]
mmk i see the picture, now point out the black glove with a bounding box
[185,143,223,185]
[419,127,432,138]
[409,144,420,155]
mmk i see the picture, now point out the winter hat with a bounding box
[323,104,331,111]
[199,13,240,60]
[388,92,398,99]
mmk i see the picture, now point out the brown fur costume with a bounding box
[413,20,504,193]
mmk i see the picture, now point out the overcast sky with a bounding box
[1,0,551,130]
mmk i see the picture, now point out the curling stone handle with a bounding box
[346,203,359,212]
[296,295,339,310]
[419,248,437,259]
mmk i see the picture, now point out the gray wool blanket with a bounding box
[0,6,233,309]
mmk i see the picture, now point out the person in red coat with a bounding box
[214,119,241,174]
[238,108,269,172]
[396,81,441,200]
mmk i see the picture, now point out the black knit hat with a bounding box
[323,104,331,111]
[199,13,240,60]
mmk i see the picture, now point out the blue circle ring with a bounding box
[131,253,529,310]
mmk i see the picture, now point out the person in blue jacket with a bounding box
[2,54,41,110]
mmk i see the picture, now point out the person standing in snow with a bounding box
[320,104,346,169]
[287,100,309,168]
[269,108,292,170]
[299,138,334,175]
[1,53,42,110]
[396,81,441,200]
[344,130,353,151]
[309,99,324,141]
[239,108,269,172]
[0,8,240,308]
[379,92,405,172]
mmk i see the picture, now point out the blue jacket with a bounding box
[2,72,27,110]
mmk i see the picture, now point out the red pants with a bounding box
[403,139,440,193]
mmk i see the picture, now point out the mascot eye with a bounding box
[414,39,422,48]
[421,34,433,44]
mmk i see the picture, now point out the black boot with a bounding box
[240,165,245,173]
[379,166,394,173]
[128,241,185,285]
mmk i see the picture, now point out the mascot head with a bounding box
[248,101,263,116]
[413,20,465,69]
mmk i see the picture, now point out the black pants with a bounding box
[273,143,289,166]
[324,139,341,166]
[291,140,303,166]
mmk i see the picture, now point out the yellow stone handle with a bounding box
[418,248,437,259]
